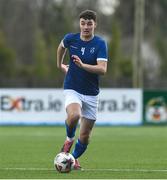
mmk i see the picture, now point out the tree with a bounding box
[0,31,16,77]
[0,0,38,65]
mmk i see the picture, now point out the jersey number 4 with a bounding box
[81,47,85,55]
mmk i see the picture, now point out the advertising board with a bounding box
[0,88,142,125]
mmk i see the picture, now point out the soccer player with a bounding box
[56,9,108,170]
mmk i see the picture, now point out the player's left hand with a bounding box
[72,55,84,68]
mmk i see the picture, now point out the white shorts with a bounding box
[63,89,98,121]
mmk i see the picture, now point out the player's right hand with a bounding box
[61,64,69,74]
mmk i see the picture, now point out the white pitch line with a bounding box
[0,167,54,171]
[0,167,167,173]
[82,168,167,172]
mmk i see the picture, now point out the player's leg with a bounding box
[66,103,81,137]
[61,90,82,153]
[61,103,82,152]
[72,117,95,160]
[72,94,98,169]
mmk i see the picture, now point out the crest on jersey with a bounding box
[90,47,95,54]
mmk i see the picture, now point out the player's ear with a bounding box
[94,22,97,28]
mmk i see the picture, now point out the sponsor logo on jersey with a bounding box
[70,45,78,49]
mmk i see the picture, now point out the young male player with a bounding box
[57,10,108,170]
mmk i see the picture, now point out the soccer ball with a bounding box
[54,152,75,173]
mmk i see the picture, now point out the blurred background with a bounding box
[0,2,167,178]
[0,0,167,89]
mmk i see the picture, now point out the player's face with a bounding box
[80,18,96,40]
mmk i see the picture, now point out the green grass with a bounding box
[0,126,167,179]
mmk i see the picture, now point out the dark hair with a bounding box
[79,10,97,22]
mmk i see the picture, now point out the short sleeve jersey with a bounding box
[62,33,108,96]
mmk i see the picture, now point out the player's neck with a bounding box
[80,34,94,42]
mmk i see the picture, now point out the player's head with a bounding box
[79,10,97,40]
[79,10,97,22]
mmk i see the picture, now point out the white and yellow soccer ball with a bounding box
[54,152,75,173]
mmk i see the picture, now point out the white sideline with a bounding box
[0,167,167,172]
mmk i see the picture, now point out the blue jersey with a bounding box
[62,33,108,96]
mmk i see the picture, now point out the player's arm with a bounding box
[82,60,107,75]
[57,41,68,74]
[72,55,107,75]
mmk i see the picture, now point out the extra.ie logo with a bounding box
[0,96,24,111]
[0,95,62,112]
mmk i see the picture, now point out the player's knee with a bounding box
[69,111,81,121]
[68,111,81,124]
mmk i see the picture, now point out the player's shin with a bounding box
[65,120,77,140]
[72,139,87,159]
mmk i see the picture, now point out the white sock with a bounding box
[66,136,75,142]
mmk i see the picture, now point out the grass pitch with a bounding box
[0,126,167,179]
